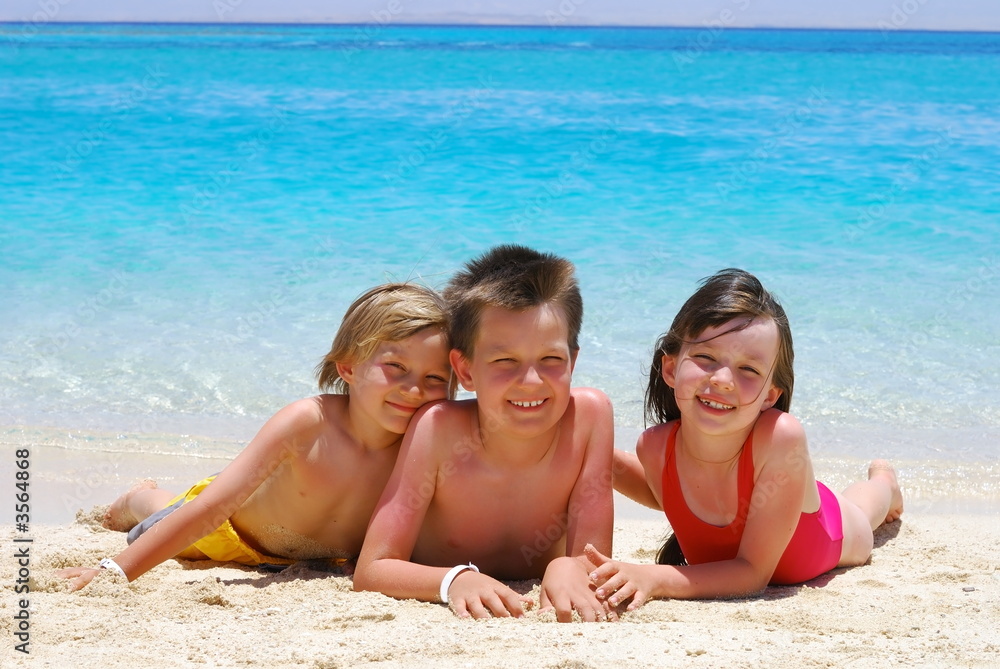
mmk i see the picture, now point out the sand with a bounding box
[3,506,998,668]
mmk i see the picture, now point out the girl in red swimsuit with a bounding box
[588,269,903,609]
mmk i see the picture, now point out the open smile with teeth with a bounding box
[699,397,735,411]
[510,399,546,408]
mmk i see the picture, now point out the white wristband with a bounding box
[439,562,479,604]
[98,558,128,581]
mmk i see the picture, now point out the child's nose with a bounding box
[399,377,423,398]
[520,364,543,385]
[710,366,735,390]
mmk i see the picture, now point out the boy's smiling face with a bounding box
[451,303,577,441]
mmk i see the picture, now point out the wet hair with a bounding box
[443,244,583,357]
[315,283,452,396]
[645,268,794,426]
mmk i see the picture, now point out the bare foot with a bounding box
[868,460,903,524]
[102,479,158,532]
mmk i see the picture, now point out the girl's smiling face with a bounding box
[662,317,783,434]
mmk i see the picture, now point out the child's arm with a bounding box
[538,388,615,622]
[612,449,661,509]
[612,423,671,510]
[588,412,809,606]
[57,398,325,591]
[353,404,529,618]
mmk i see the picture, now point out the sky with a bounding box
[3,0,1000,32]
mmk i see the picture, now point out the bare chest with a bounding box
[234,447,396,556]
[416,458,580,574]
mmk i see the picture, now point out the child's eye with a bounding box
[741,366,760,375]
[387,362,405,370]
[693,353,714,361]
[427,374,448,383]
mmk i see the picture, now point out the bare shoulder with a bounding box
[568,387,613,426]
[636,421,674,466]
[283,395,345,448]
[259,395,328,434]
[303,393,342,416]
[569,386,612,409]
[410,397,473,428]
[752,409,808,464]
[234,396,332,465]
[567,388,613,440]
[405,398,477,452]
[283,394,341,432]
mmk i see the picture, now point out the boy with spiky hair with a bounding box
[354,245,615,622]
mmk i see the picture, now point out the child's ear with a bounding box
[761,385,783,412]
[660,353,678,388]
[335,361,355,385]
[449,349,475,392]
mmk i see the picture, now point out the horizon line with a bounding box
[2,20,1000,35]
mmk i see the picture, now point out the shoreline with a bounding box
[2,514,997,668]
[3,424,998,525]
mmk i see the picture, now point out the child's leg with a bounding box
[102,479,177,532]
[837,460,904,566]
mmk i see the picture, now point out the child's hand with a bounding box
[539,555,615,623]
[55,566,103,592]
[447,571,532,620]
[585,544,655,612]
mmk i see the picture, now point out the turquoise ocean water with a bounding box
[1,24,998,515]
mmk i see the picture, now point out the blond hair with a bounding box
[316,283,451,395]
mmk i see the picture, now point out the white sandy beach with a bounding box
[3,505,998,668]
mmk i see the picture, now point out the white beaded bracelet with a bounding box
[439,562,479,604]
[98,558,128,581]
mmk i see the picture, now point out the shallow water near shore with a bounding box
[2,24,998,507]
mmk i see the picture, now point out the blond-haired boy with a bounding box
[58,284,452,590]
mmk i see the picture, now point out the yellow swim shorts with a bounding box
[159,476,296,566]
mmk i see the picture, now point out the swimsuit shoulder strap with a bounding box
[733,429,755,528]
[661,421,681,507]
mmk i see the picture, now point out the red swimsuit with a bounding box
[661,422,843,585]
